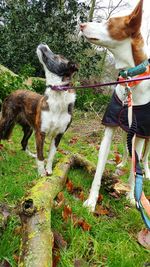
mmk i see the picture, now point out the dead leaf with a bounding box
[66,180,74,193]
[114,152,121,165]
[72,215,91,231]
[97,194,103,203]
[53,230,67,249]
[13,254,19,263]
[0,144,4,150]
[74,259,89,267]
[62,205,72,222]
[54,192,65,209]
[69,136,79,145]
[57,148,68,155]
[52,248,60,267]
[94,205,109,216]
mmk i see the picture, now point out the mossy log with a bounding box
[18,153,128,267]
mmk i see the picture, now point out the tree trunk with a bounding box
[18,153,128,266]
[88,0,96,21]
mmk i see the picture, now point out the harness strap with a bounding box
[118,66,150,87]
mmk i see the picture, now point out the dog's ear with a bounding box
[68,62,78,73]
[127,0,143,36]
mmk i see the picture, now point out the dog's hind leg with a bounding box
[46,133,63,175]
[142,139,150,179]
[35,131,46,176]
[21,124,33,151]
[0,116,15,141]
[84,127,116,212]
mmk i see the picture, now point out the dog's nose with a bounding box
[80,23,86,31]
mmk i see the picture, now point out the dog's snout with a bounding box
[80,23,86,31]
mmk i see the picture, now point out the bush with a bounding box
[75,87,111,112]
[0,72,26,107]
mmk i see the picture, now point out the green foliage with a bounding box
[76,88,111,112]
[0,72,26,106]
[0,0,90,75]
[31,78,45,94]
[19,63,36,78]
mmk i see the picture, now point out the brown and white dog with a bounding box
[80,0,150,211]
[0,44,78,176]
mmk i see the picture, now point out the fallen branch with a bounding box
[18,154,75,267]
[18,153,129,266]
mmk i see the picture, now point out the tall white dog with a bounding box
[80,0,150,211]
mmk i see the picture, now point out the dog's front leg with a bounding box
[84,127,116,212]
[35,131,46,176]
[46,133,63,175]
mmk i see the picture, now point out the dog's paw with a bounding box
[37,160,46,177]
[126,192,136,206]
[46,169,52,176]
[83,198,96,212]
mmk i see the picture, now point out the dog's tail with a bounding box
[0,98,16,140]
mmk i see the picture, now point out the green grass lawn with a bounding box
[0,111,150,266]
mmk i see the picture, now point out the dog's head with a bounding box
[80,0,146,68]
[37,44,78,85]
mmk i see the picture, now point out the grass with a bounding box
[0,111,150,266]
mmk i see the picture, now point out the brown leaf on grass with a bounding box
[66,180,85,201]
[53,231,67,249]
[77,191,85,201]
[54,192,65,209]
[74,259,89,267]
[13,254,19,264]
[57,148,68,155]
[66,180,74,193]
[52,248,61,267]
[72,215,91,231]
[0,144,4,150]
[94,205,109,216]
[69,136,79,145]
[62,205,72,222]
[97,194,103,203]
[114,152,121,165]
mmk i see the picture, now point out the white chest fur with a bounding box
[41,88,76,136]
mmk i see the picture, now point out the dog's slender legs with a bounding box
[84,127,116,211]
[35,131,46,176]
[127,137,145,203]
[142,139,150,179]
[117,131,128,168]
[46,133,63,175]
[21,124,33,151]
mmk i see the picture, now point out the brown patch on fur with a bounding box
[131,33,147,65]
[108,0,146,64]
[108,16,129,41]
